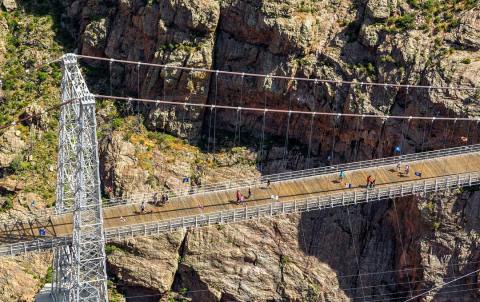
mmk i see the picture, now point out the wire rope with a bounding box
[283,111,291,170]
[306,79,318,169]
[392,197,414,298]
[213,71,218,154]
[75,54,480,92]
[345,206,367,301]
[90,94,479,122]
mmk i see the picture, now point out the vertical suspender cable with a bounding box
[465,120,472,146]
[259,76,268,171]
[307,79,317,169]
[136,62,141,132]
[283,111,291,170]
[207,106,213,153]
[213,71,218,154]
[109,58,115,194]
[238,73,244,145]
[353,115,362,162]
[399,86,410,157]
[345,206,367,302]
[392,197,414,298]
[307,113,315,169]
[331,82,341,164]
[260,109,266,172]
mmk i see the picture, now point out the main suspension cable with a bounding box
[91,94,479,122]
[75,54,479,92]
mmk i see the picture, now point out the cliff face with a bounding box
[66,0,480,169]
[1,0,480,301]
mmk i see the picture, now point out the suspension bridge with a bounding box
[0,53,479,302]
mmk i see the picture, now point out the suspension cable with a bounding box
[136,62,141,132]
[404,267,480,302]
[345,206,367,302]
[306,80,318,169]
[75,54,480,92]
[282,111,291,170]
[92,94,479,122]
[307,113,315,169]
[213,71,218,154]
[260,109,267,172]
[392,197,414,298]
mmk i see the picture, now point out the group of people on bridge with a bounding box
[235,188,252,205]
[140,192,170,213]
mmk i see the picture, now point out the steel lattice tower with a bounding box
[53,53,108,302]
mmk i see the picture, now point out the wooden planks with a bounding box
[1,152,480,243]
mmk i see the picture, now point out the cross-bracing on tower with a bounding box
[52,53,108,302]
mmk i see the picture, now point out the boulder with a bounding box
[1,0,17,12]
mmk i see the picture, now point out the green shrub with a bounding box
[37,71,48,82]
[395,14,416,30]
[461,58,471,64]
[380,55,395,64]
[111,118,124,130]
[105,244,122,255]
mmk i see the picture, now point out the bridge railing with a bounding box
[103,171,479,241]
[3,144,480,222]
[6,144,480,222]
[3,171,478,257]
[96,144,480,209]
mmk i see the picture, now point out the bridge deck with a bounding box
[1,151,479,243]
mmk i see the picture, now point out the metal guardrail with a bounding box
[2,171,478,257]
[4,144,480,224]
[66,143,480,210]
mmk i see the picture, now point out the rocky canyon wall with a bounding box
[0,0,480,301]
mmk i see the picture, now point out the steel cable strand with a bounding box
[136,62,141,133]
[345,206,367,301]
[306,79,318,169]
[213,71,218,154]
[392,197,414,298]
[74,54,480,92]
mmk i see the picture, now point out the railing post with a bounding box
[330,195,333,208]
[469,174,472,186]
[294,200,297,212]
[245,206,248,220]
[220,212,223,224]
[434,179,438,192]
[366,189,369,202]
[400,185,404,197]
[257,207,260,218]
[195,216,198,227]
[270,203,273,216]
[182,217,185,229]
[354,191,357,204]
[342,193,345,206]
[457,175,460,186]
[424,181,427,194]
[169,220,172,232]
[282,203,285,214]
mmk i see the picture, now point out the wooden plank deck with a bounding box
[1,152,479,243]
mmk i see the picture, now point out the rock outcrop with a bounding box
[0,253,51,302]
